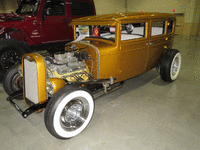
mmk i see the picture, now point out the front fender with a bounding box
[0,27,12,37]
[0,27,34,45]
[9,30,26,41]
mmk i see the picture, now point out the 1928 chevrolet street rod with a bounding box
[3,12,181,139]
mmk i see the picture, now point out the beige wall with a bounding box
[194,0,200,36]
[0,0,5,13]
[182,0,199,36]
[94,0,125,15]
[127,0,199,36]
[2,0,17,13]
[0,0,18,13]
[127,0,187,13]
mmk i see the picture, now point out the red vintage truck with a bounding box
[0,0,95,70]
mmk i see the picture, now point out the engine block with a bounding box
[45,51,91,82]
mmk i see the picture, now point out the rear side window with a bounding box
[151,21,165,36]
[71,0,95,16]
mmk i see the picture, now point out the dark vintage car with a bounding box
[3,12,181,139]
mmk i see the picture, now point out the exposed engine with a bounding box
[45,50,91,81]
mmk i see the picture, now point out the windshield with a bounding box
[75,25,116,42]
[16,0,40,15]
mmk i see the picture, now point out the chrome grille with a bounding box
[24,58,39,104]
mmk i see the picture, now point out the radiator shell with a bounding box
[22,53,47,105]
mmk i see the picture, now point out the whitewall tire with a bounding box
[160,49,181,82]
[44,85,94,139]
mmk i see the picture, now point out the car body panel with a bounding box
[70,12,176,82]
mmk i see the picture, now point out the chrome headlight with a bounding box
[46,78,65,95]
[46,79,54,95]
[18,65,23,77]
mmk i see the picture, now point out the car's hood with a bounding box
[73,39,115,54]
[0,13,25,22]
[66,38,117,58]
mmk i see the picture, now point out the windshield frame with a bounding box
[71,21,120,45]
[77,25,116,42]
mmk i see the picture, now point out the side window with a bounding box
[121,22,146,41]
[45,0,65,16]
[151,21,165,36]
[167,20,173,33]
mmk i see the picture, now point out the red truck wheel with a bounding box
[0,39,30,71]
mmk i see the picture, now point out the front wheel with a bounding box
[44,85,94,139]
[3,64,23,97]
[160,49,181,82]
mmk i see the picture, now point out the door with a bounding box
[119,21,149,80]
[146,19,175,71]
[40,0,72,43]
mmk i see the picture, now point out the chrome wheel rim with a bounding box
[172,57,179,76]
[11,73,23,91]
[60,99,89,131]
[170,53,181,80]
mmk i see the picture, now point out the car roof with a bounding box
[71,12,176,24]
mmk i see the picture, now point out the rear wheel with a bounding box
[160,49,181,82]
[44,85,94,139]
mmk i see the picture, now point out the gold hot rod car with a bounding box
[3,12,181,139]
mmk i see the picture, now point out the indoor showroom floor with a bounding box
[0,35,200,150]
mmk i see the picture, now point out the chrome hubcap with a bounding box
[60,99,89,131]
[12,73,23,91]
[171,57,179,76]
